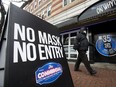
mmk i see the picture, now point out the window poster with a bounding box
[96,34,116,57]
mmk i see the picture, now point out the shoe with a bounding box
[90,70,97,75]
[74,69,82,72]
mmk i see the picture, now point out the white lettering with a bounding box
[48,34,53,45]
[96,0,116,14]
[44,45,52,59]
[13,41,27,63]
[27,43,37,61]
[96,7,103,14]
[14,23,26,41]
[52,35,57,45]
[55,46,63,58]
[56,37,62,46]
[38,44,64,60]
[38,30,61,46]
[38,31,48,44]
[27,27,35,42]
[38,67,62,79]
[38,44,47,60]
[13,23,64,63]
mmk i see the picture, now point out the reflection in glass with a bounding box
[63,34,68,45]
[64,38,68,45]
[64,46,68,52]
[70,54,77,58]
[65,54,68,57]
[70,46,76,52]
[71,37,76,45]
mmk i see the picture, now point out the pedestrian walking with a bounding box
[73,27,97,75]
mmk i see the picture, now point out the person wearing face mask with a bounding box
[74,27,97,75]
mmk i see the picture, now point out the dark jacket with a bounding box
[76,31,93,51]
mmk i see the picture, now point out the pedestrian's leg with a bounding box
[74,52,82,71]
[80,51,93,74]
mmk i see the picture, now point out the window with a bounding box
[34,0,37,8]
[38,0,41,6]
[71,0,75,2]
[38,13,41,18]
[63,34,69,45]
[70,32,77,45]
[63,0,68,6]
[47,5,51,16]
[63,0,75,6]
[61,32,78,59]
[43,0,46,2]
[29,5,33,12]
[41,10,45,19]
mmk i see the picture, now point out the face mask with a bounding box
[83,30,86,33]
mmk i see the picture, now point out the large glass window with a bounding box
[70,54,77,58]
[70,32,77,45]
[63,34,69,45]
[61,31,78,59]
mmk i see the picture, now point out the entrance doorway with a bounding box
[60,30,80,60]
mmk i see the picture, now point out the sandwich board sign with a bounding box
[0,3,74,87]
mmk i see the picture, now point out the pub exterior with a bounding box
[59,0,116,63]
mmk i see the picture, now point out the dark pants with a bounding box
[74,50,93,73]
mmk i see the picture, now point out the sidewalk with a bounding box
[68,62,116,87]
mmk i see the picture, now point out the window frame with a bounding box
[63,0,75,6]
[47,5,51,16]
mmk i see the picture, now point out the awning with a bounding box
[58,0,116,33]
[78,0,116,26]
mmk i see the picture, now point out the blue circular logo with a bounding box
[96,35,116,57]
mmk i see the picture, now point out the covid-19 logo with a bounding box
[96,34,116,57]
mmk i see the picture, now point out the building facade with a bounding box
[24,0,100,61]
[24,0,116,64]
[24,0,99,25]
